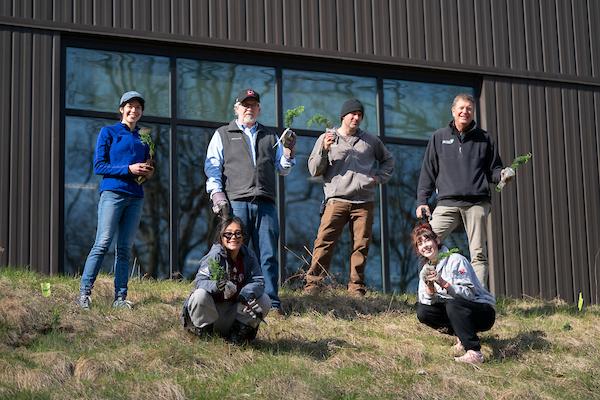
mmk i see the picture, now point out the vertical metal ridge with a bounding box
[0,29,11,267]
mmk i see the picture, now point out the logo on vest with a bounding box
[442,138,454,145]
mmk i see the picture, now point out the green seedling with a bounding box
[284,106,305,128]
[496,152,532,192]
[208,258,227,281]
[136,127,156,185]
[307,113,334,130]
[438,247,460,261]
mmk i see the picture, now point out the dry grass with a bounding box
[0,267,599,400]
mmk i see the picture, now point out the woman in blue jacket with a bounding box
[181,216,271,344]
[78,91,154,310]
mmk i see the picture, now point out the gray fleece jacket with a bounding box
[307,128,394,202]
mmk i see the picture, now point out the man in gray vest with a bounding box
[205,88,296,316]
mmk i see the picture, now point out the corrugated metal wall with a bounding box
[1,0,599,302]
[0,27,61,275]
[1,0,598,82]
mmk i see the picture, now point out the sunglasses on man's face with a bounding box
[223,231,243,240]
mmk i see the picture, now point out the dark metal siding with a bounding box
[0,27,58,274]
[483,78,600,304]
[0,0,598,83]
[1,1,599,302]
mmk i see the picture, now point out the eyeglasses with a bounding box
[223,231,243,240]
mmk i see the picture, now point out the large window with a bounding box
[63,44,475,292]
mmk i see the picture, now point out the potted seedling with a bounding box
[496,152,532,192]
[274,105,304,149]
[208,258,227,281]
[307,113,334,130]
[136,127,156,185]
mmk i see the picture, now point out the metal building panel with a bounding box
[112,0,133,30]
[389,0,409,58]
[587,0,599,78]
[530,84,557,300]
[506,0,527,71]
[513,81,539,297]
[457,0,477,65]
[335,0,354,53]
[540,0,560,74]
[0,1,11,16]
[523,0,543,72]
[592,91,600,304]
[32,0,52,20]
[577,89,598,305]
[12,0,32,18]
[318,0,337,51]
[407,0,425,60]
[490,0,510,69]
[372,0,391,56]
[265,0,283,45]
[556,0,576,75]
[423,0,442,62]
[30,33,52,274]
[283,0,301,47]
[227,0,246,42]
[562,88,588,301]
[73,0,93,25]
[440,0,460,64]
[0,29,10,267]
[495,81,522,297]
[152,0,171,34]
[190,0,209,38]
[481,81,507,295]
[92,0,112,27]
[9,31,32,266]
[572,0,592,77]
[133,0,152,31]
[172,0,191,36]
[50,33,61,276]
[52,0,72,24]
[301,0,319,49]
[547,86,574,302]
[474,0,494,67]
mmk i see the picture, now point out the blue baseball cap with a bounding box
[119,91,145,108]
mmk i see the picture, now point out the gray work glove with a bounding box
[419,264,436,283]
[243,298,264,320]
[281,128,297,149]
[223,281,237,300]
[211,191,230,217]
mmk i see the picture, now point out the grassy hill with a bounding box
[0,267,599,400]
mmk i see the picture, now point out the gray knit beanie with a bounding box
[339,98,364,120]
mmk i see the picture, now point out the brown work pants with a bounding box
[305,200,374,294]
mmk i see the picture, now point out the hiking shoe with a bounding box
[190,323,214,338]
[77,294,91,310]
[269,307,285,319]
[228,320,258,345]
[454,350,484,364]
[303,285,320,296]
[112,297,134,309]
[453,337,465,354]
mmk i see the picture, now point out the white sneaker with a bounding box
[454,350,484,364]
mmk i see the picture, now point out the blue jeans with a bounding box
[79,190,144,299]
[230,198,280,309]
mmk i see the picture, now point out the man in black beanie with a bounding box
[304,99,394,296]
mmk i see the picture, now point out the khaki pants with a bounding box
[429,202,490,287]
[305,200,374,294]
[187,289,271,334]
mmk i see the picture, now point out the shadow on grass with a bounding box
[484,330,550,361]
[252,337,353,360]
[283,291,416,320]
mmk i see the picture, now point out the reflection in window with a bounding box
[283,136,382,291]
[176,126,215,278]
[65,48,171,117]
[383,80,474,140]
[386,144,470,292]
[177,59,276,125]
[63,116,171,278]
[282,70,378,132]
